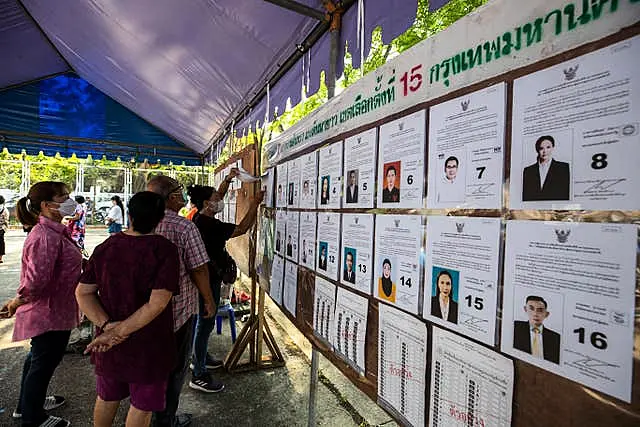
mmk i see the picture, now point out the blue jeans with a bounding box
[18,330,70,426]
[191,278,222,377]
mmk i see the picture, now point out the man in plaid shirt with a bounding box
[147,176,215,427]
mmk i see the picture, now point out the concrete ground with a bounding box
[0,229,396,427]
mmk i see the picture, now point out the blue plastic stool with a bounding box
[215,303,237,343]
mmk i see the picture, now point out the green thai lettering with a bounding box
[466,45,483,69]
[564,3,578,30]
[523,18,543,46]
[502,31,514,56]
[430,63,441,84]
[545,9,563,35]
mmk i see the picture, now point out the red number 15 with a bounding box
[400,65,423,96]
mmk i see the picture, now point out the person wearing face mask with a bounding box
[0,182,82,427]
[0,195,9,263]
[105,195,125,235]
[186,169,264,394]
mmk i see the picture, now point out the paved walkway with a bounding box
[0,229,395,427]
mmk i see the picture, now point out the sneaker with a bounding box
[189,373,225,393]
[38,415,71,427]
[12,395,66,418]
[205,353,224,369]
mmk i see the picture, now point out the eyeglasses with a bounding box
[168,184,183,196]
[526,305,547,313]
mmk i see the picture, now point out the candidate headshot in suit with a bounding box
[343,251,356,284]
[513,295,561,364]
[318,244,328,270]
[288,182,294,205]
[286,235,293,257]
[320,176,330,205]
[275,231,282,253]
[345,170,358,204]
[522,135,570,201]
[301,240,308,264]
[382,165,400,203]
[430,270,458,324]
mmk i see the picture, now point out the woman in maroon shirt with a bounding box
[76,191,180,427]
[0,181,82,427]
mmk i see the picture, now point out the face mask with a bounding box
[53,198,78,217]
[214,200,225,213]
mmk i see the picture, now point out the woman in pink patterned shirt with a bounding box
[0,181,82,427]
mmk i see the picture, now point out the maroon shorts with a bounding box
[96,375,167,412]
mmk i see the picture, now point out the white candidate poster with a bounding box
[274,210,287,257]
[378,303,427,427]
[340,214,374,295]
[423,216,501,345]
[343,128,377,208]
[283,261,298,317]
[269,255,285,305]
[332,287,368,374]
[261,168,274,208]
[509,36,640,210]
[429,327,514,427]
[374,215,423,314]
[300,152,318,209]
[316,212,341,281]
[285,211,300,263]
[287,157,302,208]
[501,220,637,402]
[314,276,336,345]
[427,83,506,209]
[318,141,343,209]
[227,190,237,224]
[299,212,317,270]
[377,110,426,209]
[276,162,288,208]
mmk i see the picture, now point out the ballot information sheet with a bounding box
[269,255,285,305]
[343,128,377,208]
[300,151,318,209]
[276,162,288,208]
[332,287,368,373]
[501,220,637,402]
[377,303,427,427]
[316,212,341,281]
[374,215,423,314]
[227,191,237,224]
[340,214,374,295]
[429,327,514,427]
[314,276,336,345]
[274,210,287,257]
[283,261,298,317]
[285,211,300,263]
[427,83,506,209]
[423,216,501,345]
[299,212,317,270]
[509,36,640,210]
[377,110,426,209]
[261,168,274,208]
[318,141,344,209]
[287,157,302,208]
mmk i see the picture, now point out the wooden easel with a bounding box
[224,129,285,372]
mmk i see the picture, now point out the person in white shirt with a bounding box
[105,195,124,235]
[437,156,465,203]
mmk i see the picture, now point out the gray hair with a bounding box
[147,175,180,200]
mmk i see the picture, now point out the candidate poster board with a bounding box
[427,83,506,209]
[285,211,300,263]
[429,327,514,427]
[274,210,287,257]
[299,212,317,270]
[378,303,427,427]
[374,215,423,314]
[377,110,426,209]
[509,36,640,210]
[300,151,318,209]
[287,157,302,208]
[269,255,285,305]
[316,212,341,281]
[283,261,298,317]
[276,162,288,208]
[332,287,368,374]
[423,216,501,345]
[340,214,374,295]
[314,275,336,346]
[343,128,377,208]
[261,168,275,208]
[501,220,637,402]
[318,141,344,209]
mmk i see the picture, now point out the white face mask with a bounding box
[214,200,225,213]
[54,198,78,217]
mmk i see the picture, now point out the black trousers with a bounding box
[154,316,195,427]
[0,229,6,256]
[18,330,71,426]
